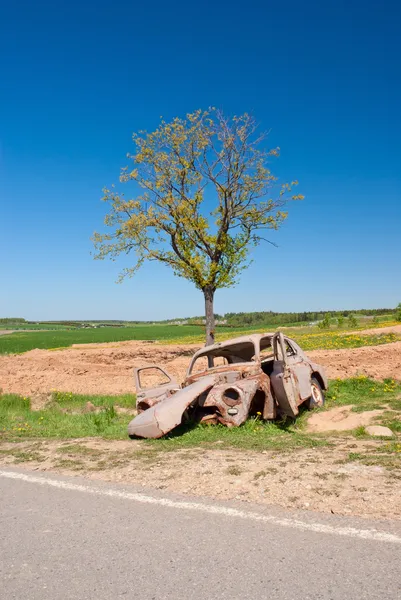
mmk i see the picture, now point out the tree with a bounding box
[317,314,331,329]
[348,314,358,328]
[93,109,302,345]
[396,303,401,322]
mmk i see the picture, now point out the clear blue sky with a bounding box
[1,0,400,321]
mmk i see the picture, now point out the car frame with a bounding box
[128,332,328,439]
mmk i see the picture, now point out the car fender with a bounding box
[127,375,215,439]
[309,363,328,390]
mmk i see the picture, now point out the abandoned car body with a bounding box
[127,332,327,439]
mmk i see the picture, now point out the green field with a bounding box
[0,324,248,354]
[0,322,399,355]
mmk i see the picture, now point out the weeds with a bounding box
[346,442,401,470]
[56,444,101,456]
[226,465,242,476]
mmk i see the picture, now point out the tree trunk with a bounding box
[203,286,215,347]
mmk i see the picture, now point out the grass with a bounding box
[50,391,136,410]
[295,332,399,351]
[0,389,324,451]
[143,414,325,452]
[0,322,400,355]
[162,330,400,350]
[0,324,251,354]
[0,377,400,456]
[319,377,401,467]
[325,376,401,412]
[0,392,135,440]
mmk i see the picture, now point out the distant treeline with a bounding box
[0,307,396,329]
[156,308,395,327]
[0,318,26,324]
[222,308,395,327]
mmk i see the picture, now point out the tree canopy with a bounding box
[93,109,303,343]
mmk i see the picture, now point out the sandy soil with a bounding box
[308,342,401,381]
[1,338,401,397]
[0,437,399,520]
[307,405,388,433]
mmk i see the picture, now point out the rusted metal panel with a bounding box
[203,376,260,426]
[128,376,215,439]
[134,365,180,413]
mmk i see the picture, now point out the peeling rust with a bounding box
[128,333,328,439]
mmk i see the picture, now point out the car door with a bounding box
[270,333,299,417]
[282,338,313,401]
[134,366,180,410]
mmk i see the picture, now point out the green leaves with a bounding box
[93,109,300,293]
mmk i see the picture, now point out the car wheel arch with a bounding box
[310,371,326,391]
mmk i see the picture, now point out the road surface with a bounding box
[1,468,400,599]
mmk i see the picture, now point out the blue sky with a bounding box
[1,0,400,320]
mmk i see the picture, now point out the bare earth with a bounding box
[1,339,401,397]
[307,405,388,432]
[0,437,399,521]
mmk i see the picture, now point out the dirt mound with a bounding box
[308,341,401,380]
[0,341,200,396]
[307,405,385,433]
[1,339,400,397]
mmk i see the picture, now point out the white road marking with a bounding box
[1,469,400,544]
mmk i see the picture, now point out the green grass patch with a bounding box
[163,330,400,350]
[325,377,401,412]
[0,391,324,451]
[295,332,400,351]
[0,392,135,440]
[0,394,31,412]
[143,415,327,452]
[0,378,399,452]
[50,391,136,410]
[0,324,243,354]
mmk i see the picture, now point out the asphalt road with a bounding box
[1,468,400,600]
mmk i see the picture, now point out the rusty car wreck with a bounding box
[128,332,327,439]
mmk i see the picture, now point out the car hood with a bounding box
[128,375,216,439]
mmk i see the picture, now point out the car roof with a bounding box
[191,332,277,360]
